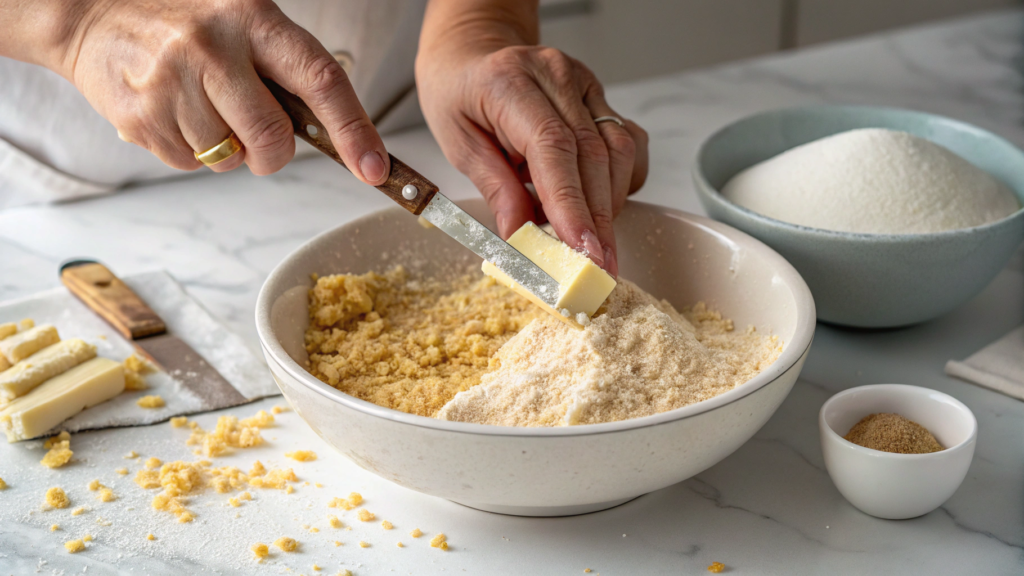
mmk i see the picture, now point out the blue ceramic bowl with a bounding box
[694,105,1024,328]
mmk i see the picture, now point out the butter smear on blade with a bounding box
[1,357,125,442]
[481,222,616,327]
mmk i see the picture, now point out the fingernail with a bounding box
[603,245,618,277]
[358,151,386,183]
[580,230,605,267]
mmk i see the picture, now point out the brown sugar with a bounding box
[304,267,542,417]
[844,413,944,454]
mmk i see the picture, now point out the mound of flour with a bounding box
[721,128,1019,234]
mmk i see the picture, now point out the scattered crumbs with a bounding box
[115,468,129,475]
[64,539,85,554]
[313,564,322,572]
[137,395,165,409]
[286,485,295,494]
[309,527,320,533]
[252,543,270,561]
[0,477,6,489]
[396,542,404,548]
[358,541,370,548]
[124,451,138,459]
[708,562,725,573]
[41,437,73,469]
[170,416,189,428]
[381,520,393,530]
[83,534,93,542]
[271,405,289,414]
[88,479,101,491]
[585,570,592,574]
[338,570,352,576]
[45,487,70,509]
[98,488,116,502]
[410,528,422,538]
[228,497,241,507]
[147,533,156,541]
[145,457,162,469]
[71,507,86,516]
[95,517,112,527]
[334,541,343,547]
[274,537,298,552]
[50,524,59,532]
[123,354,155,390]
[357,509,375,522]
[328,492,364,511]
[315,482,323,488]
[430,533,448,551]
[285,450,317,462]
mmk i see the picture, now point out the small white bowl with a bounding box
[819,384,977,520]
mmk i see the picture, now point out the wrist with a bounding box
[0,0,104,77]
[418,0,538,68]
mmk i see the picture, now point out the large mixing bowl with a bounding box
[256,200,815,516]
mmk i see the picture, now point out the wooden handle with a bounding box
[264,79,439,215]
[60,261,166,340]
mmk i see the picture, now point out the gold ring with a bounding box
[194,132,243,166]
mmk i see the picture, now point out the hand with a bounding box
[417,44,648,276]
[43,0,389,182]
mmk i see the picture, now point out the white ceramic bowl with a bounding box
[256,199,816,516]
[819,384,977,520]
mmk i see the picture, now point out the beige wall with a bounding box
[540,0,1022,83]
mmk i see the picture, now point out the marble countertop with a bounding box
[2,9,1023,576]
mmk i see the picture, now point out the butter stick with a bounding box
[0,339,97,402]
[0,323,17,373]
[0,357,125,442]
[0,324,60,364]
[482,222,616,328]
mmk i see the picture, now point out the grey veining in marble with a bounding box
[1,9,1023,575]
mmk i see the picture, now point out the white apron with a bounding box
[0,0,427,210]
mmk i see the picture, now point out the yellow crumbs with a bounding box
[252,542,270,561]
[123,354,154,391]
[274,537,298,552]
[328,492,363,511]
[71,507,85,516]
[357,509,375,522]
[708,561,726,573]
[45,487,69,509]
[430,533,448,551]
[271,405,288,414]
[358,541,370,548]
[304,267,541,417]
[397,541,404,548]
[285,450,317,462]
[170,416,188,428]
[147,533,156,541]
[50,524,59,531]
[41,432,73,468]
[0,477,6,490]
[410,528,422,538]
[115,468,129,475]
[83,534,93,542]
[381,520,393,530]
[313,564,322,571]
[185,413,273,457]
[64,539,85,553]
[136,395,165,409]
[146,457,162,469]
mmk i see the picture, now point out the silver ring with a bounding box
[593,116,625,127]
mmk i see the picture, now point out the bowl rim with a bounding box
[818,383,979,458]
[693,104,1024,242]
[255,200,816,438]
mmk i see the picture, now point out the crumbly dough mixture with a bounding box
[307,268,781,426]
[304,267,542,417]
[438,279,782,426]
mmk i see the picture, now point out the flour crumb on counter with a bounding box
[274,537,298,552]
[169,416,189,427]
[313,564,322,571]
[146,533,156,541]
[83,534,93,542]
[145,457,162,469]
[123,354,154,391]
[115,467,129,475]
[430,533,448,551]
[271,405,289,414]
[45,487,69,509]
[71,506,86,516]
[41,432,73,468]
[357,509,375,522]
[124,451,138,459]
[136,395,165,409]
[396,541,404,548]
[338,570,352,576]
[285,450,317,461]
[0,477,7,489]
[381,520,393,530]
[328,492,363,510]
[64,539,85,553]
[410,528,422,538]
[186,413,273,457]
[585,569,592,573]
[251,542,270,560]
[329,515,343,528]
[358,541,370,548]
[50,524,59,531]
[708,561,726,573]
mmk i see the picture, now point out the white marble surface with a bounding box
[2,9,1024,575]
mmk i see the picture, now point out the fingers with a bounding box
[176,79,246,173]
[251,17,389,185]
[457,122,538,238]
[583,92,635,220]
[623,119,649,194]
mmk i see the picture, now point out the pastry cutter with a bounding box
[263,80,563,316]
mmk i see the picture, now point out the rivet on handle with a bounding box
[402,184,419,200]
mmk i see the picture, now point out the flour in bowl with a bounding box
[436,279,782,427]
[721,128,1019,234]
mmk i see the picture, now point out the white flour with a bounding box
[722,128,1020,234]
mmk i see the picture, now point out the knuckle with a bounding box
[574,128,610,164]
[606,131,636,162]
[244,114,295,156]
[533,118,577,156]
[591,208,614,231]
[301,56,349,101]
[546,184,587,208]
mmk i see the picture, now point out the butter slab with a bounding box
[0,339,97,402]
[0,357,125,442]
[0,324,60,363]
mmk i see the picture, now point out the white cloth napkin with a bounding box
[0,271,279,437]
[945,326,1024,400]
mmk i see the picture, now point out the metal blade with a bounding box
[419,194,561,309]
[135,334,248,408]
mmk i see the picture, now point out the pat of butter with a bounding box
[482,222,616,327]
[0,339,97,402]
[0,357,125,442]
[0,324,59,364]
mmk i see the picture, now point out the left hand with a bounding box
[417,44,648,277]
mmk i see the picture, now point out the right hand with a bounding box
[52,0,389,181]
